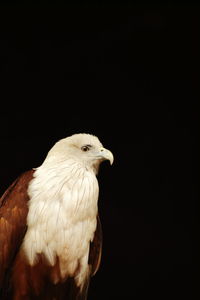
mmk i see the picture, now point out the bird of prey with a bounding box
[0,133,113,300]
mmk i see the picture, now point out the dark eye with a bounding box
[81,144,92,152]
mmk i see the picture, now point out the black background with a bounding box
[0,2,198,299]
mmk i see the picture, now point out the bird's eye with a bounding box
[81,145,92,152]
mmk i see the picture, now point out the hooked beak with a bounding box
[98,147,114,165]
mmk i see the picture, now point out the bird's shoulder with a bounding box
[0,169,34,288]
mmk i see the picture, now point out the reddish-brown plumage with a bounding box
[0,170,34,293]
[0,170,102,300]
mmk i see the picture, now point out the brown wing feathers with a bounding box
[0,170,34,292]
[89,215,102,276]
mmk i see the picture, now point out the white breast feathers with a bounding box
[22,159,99,287]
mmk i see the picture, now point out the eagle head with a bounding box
[43,133,114,174]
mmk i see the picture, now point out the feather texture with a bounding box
[23,160,99,288]
[0,170,34,298]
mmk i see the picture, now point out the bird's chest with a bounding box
[22,170,99,283]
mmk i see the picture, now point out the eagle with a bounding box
[0,133,113,300]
